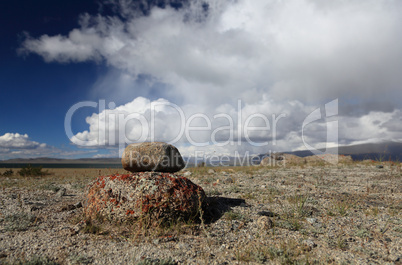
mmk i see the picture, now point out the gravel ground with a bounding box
[0,162,401,264]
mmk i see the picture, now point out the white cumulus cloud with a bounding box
[0,133,55,159]
[0,133,98,159]
[22,0,402,155]
[0,133,46,149]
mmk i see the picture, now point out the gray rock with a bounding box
[183,171,192,177]
[207,169,215,174]
[55,188,66,198]
[306,218,317,224]
[223,177,234,184]
[302,239,317,250]
[121,142,185,173]
[29,203,46,212]
[257,216,273,230]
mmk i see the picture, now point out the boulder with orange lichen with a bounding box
[83,172,205,223]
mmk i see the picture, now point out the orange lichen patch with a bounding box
[119,174,132,181]
[108,174,133,181]
[139,174,204,216]
[83,172,205,222]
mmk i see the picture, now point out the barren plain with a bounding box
[0,161,401,264]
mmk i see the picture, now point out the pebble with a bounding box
[257,216,273,230]
[183,171,192,177]
[223,178,234,184]
[257,211,276,217]
[302,239,317,250]
[176,243,190,249]
[306,218,317,224]
[55,188,66,198]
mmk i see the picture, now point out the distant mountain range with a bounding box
[0,157,121,164]
[287,141,402,161]
[1,141,401,165]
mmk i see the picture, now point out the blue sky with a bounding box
[0,0,105,158]
[1,0,402,160]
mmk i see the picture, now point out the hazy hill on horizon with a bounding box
[0,157,121,164]
[1,141,401,164]
[287,141,402,161]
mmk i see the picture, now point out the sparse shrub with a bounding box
[327,199,350,217]
[242,192,256,200]
[18,164,50,177]
[81,219,101,234]
[68,254,93,265]
[40,183,61,193]
[236,240,301,264]
[287,194,310,218]
[267,246,283,260]
[206,189,222,196]
[135,258,177,265]
[4,213,36,231]
[336,237,348,250]
[334,201,349,216]
[197,162,205,167]
[21,256,58,265]
[327,236,348,250]
[223,210,244,221]
[267,186,280,196]
[355,228,371,238]
[1,169,14,177]
[203,176,215,184]
[365,206,379,217]
[276,219,302,231]
[393,227,402,233]
[71,181,87,191]
[226,185,241,193]
[327,210,336,216]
